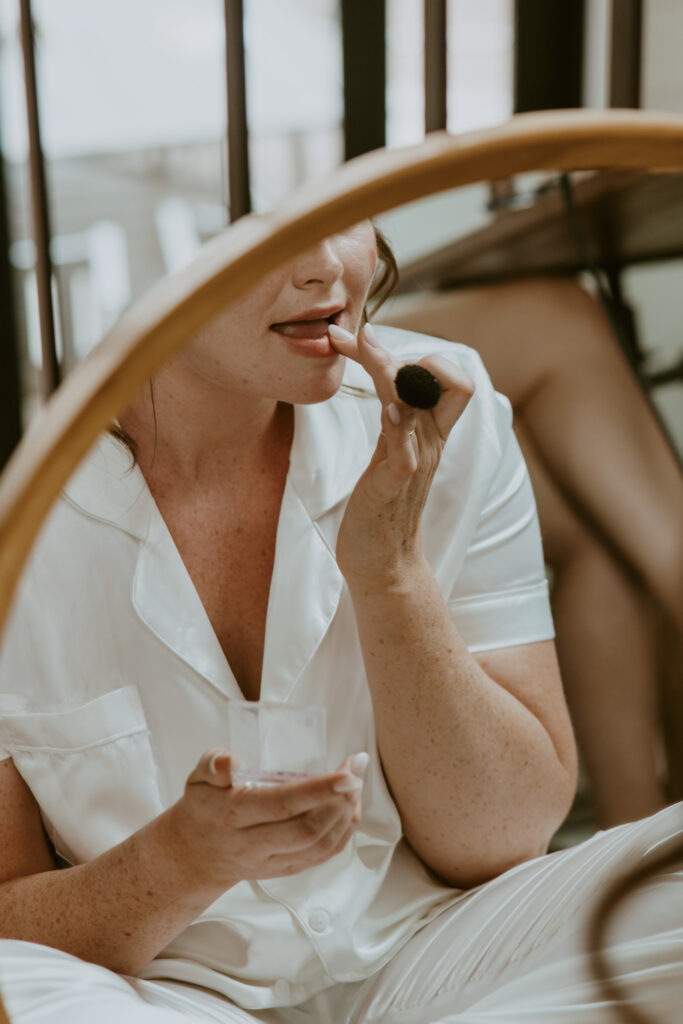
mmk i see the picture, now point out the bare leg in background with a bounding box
[379,277,683,826]
[515,417,664,827]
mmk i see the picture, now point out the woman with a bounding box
[378,277,683,829]
[0,222,681,1023]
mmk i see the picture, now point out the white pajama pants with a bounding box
[1,804,682,1024]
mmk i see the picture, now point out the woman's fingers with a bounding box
[414,354,475,440]
[179,750,365,885]
[337,751,371,779]
[379,402,418,483]
[329,324,474,445]
[231,770,363,828]
[329,323,401,407]
[185,748,365,828]
[246,791,360,858]
[186,747,235,788]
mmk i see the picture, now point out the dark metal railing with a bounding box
[610,0,643,107]
[0,152,22,470]
[8,0,646,412]
[424,0,447,133]
[18,0,60,395]
[342,0,386,160]
[224,0,251,221]
[514,0,586,112]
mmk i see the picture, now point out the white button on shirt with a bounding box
[273,980,290,1001]
[308,910,331,934]
[0,327,555,1010]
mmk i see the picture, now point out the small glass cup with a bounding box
[227,700,327,788]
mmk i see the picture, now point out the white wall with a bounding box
[626,0,683,448]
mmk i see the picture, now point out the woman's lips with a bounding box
[270,318,331,340]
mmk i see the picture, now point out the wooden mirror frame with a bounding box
[1,106,683,1024]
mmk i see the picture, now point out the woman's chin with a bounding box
[288,365,346,405]
[294,382,344,405]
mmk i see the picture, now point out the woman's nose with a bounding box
[291,238,344,289]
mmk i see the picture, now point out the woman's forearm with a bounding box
[347,558,576,888]
[0,805,229,975]
[0,752,366,973]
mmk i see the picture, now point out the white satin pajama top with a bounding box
[0,326,555,1010]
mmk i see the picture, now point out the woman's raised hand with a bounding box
[328,323,474,588]
[166,748,367,892]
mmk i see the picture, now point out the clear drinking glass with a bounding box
[227,700,327,787]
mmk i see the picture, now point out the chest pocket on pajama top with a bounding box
[1,686,164,865]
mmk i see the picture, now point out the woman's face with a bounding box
[182,220,378,405]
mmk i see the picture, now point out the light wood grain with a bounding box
[1,108,683,642]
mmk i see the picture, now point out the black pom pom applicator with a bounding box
[394,364,442,410]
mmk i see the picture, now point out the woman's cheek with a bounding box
[350,241,378,297]
[363,250,379,302]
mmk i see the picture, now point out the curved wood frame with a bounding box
[2,108,683,639]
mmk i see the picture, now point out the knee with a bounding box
[539,499,604,576]
[646,531,683,628]
[512,277,618,367]
[516,276,603,324]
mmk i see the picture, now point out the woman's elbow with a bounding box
[425,831,552,890]
[418,779,577,889]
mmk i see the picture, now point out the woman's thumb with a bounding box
[187,747,234,788]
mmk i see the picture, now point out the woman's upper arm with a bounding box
[472,640,578,782]
[0,757,57,884]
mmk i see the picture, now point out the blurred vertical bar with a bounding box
[424,0,447,133]
[224,0,251,220]
[342,0,386,159]
[609,0,642,107]
[0,147,23,469]
[19,0,60,394]
[514,0,585,112]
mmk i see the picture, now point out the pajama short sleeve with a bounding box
[447,391,555,653]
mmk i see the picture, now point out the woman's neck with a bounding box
[118,370,293,493]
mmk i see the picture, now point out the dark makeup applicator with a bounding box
[394,364,442,410]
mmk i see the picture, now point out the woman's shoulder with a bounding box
[1,433,147,663]
[0,435,149,727]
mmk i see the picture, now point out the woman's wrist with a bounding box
[148,801,240,904]
[341,551,431,599]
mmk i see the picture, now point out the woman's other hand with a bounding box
[329,323,474,588]
[166,749,367,892]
